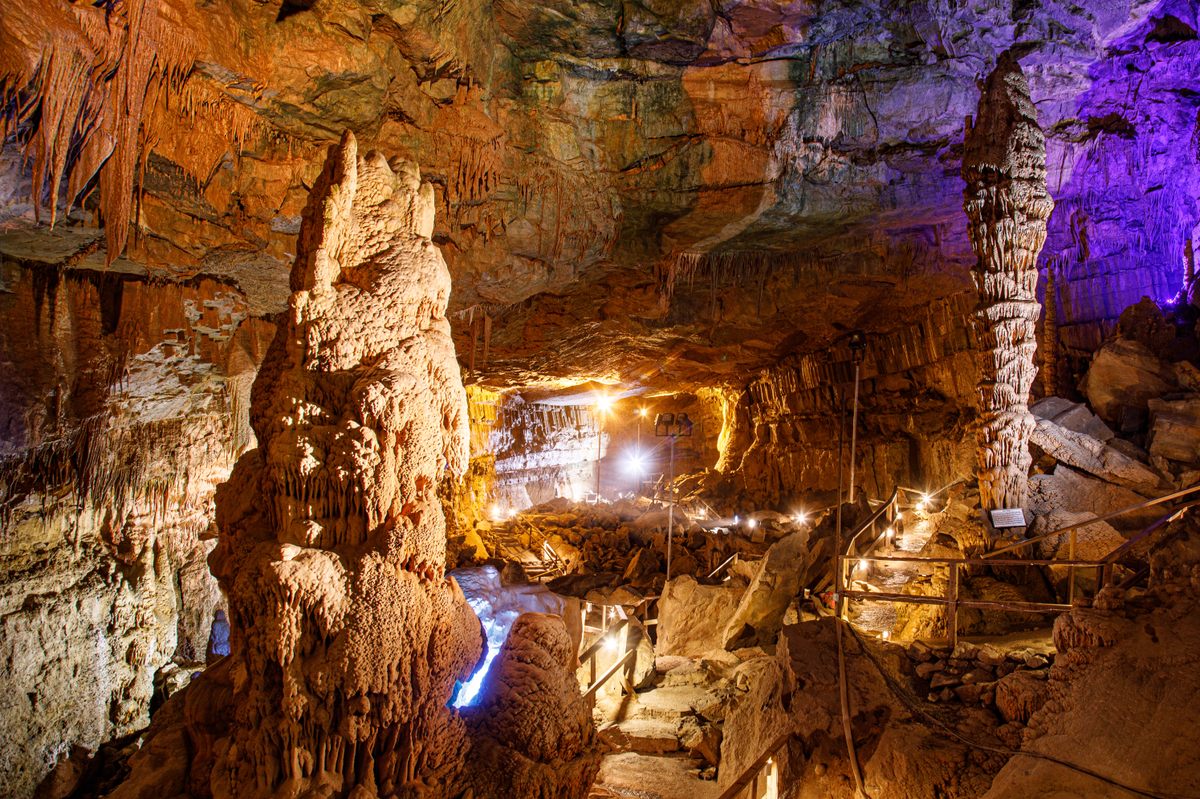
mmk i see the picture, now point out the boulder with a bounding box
[1083,338,1176,426]
[1028,466,1158,532]
[1029,414,1164,491]
[1032,511,1124,561]
[1147,397,1200,464]
[993,669,1049,723]
[656,576,745,657]
[1031,510,1126,590]
[721,529,814,649]
[1030,397,1114,441]
[622,547,662,586]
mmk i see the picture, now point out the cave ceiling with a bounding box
[2,0,1198,399]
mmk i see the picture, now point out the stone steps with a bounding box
[589,752,721,799]
[590,682,723,799]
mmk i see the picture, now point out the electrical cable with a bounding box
[842,622,1199,799]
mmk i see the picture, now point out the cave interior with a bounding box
[2,1,1200,798]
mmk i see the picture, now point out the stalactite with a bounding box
[0,0,195,263]
[962,52,1054,512]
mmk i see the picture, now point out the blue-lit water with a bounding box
[452,600,519,707]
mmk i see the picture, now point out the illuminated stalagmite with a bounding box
[207,131,483,798]
[962,52,1054,512]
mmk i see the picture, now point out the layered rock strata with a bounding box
[0,250,274,799]
[962,52,1054,512]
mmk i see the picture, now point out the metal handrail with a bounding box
[839,495,1198,646]
[843,486,901,557]
[984,483,1200,559]
[708,553,738,581]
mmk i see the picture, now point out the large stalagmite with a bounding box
[206,131,483,798]
[962,52,1054,513]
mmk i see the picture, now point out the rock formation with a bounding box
[962,52,1055,513]
[464,613,601,799]
[205,131,483,798]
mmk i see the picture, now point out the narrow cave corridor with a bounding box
[2,2,1200,799]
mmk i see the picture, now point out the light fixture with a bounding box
[637,407,648,418]
[490,503,503,521]
[604,634,619,653]
[882,630,890,641]
[595,394,614,414]
[885,527,895,542]
[625,452,645,476]
[857,558,868,571]
[793,510,807,524]
[746,518,758,530]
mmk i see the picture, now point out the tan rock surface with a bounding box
[657,576,745,658]
[202,132,483,798]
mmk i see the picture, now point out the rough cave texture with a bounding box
[962,51,1054,513]
[463,613,601,799]
[2,0,1200,796]
[0,249,274,798]
[202,131,483,798]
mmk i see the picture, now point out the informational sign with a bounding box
[989,508,1027,529]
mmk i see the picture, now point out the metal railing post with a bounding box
[948,562,959,649]
[1068,528,1077,604]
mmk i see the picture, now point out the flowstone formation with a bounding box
[962,52,1054,513]
[207,131,483,798]
[464,614,601,799]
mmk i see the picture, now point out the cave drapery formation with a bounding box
[962,51,1054,514]
[2,1,1200,799]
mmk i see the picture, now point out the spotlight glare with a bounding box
[746,518,758,530]
[793,510,808,524]
[857,558,868,571]
[595,394,614,414]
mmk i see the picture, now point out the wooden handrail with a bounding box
[578,617,629,663]
[1101,501,1198,565]
[841,588,1072,613]
[582,646,636,700]
[715,730,792,799]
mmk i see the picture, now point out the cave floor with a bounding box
[589,682,723,799]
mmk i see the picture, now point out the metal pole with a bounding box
[666,435,675,582]
[595,413,602,495]
[835,391,846,617]
[849,361,861,503]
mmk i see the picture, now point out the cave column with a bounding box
[962,51,1055,514]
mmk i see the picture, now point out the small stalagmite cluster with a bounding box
[962,51,1056,513]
